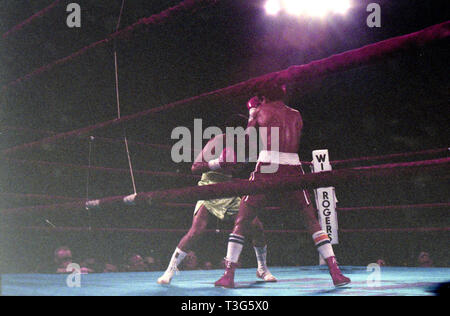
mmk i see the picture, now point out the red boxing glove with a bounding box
[247,96,262,111]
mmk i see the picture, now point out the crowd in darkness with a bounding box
[52,246,225,274]
[51,245,436,275]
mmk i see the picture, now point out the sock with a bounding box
[166,247,187,272]
[254,245,268,271]
[226,234,245,263]
[312,230,335,259]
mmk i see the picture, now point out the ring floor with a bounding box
[2,266,449,296]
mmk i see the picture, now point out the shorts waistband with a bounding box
[257,150,301,166]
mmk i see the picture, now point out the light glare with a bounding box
[282,0,305,16]
[265,0,282,16]
[266,0,352,17]
[329,0,351,14]
[303,2,329,17]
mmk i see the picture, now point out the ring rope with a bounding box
[85,136,94,201]
[0,125,195,152]
[1,158,447,215]
[14,226,450,234]
[2,21,449,156]
[4,157,199,179]
[84,136,95,231]
[0,125,56,136]
[111,0,138,195]
[338,203,450,212]
[0,192,84,202]
[328,147,449,166]
[1,195,448,215]
[93,136,184,151]
[1,0,61,39]
[1,125,444,161]
[1,0,220,91]
[158,202,450,212]
[127,158,450,206]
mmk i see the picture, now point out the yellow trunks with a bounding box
[194,171,241,221]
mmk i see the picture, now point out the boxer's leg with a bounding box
[251,217,277,282]
[250,216,266,248]
[178,204,210,251]
[158,205,210,284]
[215,195,261,288]
[294,189,350,287]
[227,195,260,263]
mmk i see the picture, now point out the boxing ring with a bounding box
[2,266,449,296]
[1,1,449,296]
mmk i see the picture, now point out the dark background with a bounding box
[0,0,448,273]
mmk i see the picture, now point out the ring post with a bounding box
[312,150,339,265]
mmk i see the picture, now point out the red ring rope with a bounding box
[5,158,199,179]
[14,226,450,234]
[1,0,220,90]
[3,199,448,215]
[0,125,185,152]
[330,148,449,166]
[1,0,61,39]
[1,158,448,214]
[0,192,84,202]
[161,202,450,212]
[2,22,449,156]
[338,203,450,212]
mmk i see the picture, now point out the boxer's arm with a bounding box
[191,135,227,174]
[191,139,216,174]
[297,111,303,131]
[244,107,260,161]
[191,162,210,175]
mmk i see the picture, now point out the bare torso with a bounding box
[252,101,303,153]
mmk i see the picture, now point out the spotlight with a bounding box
[267,0,352,18]
[282,0,306,16]
[302,2,329,18]
[264,0,282,16]
[328,0,352,14]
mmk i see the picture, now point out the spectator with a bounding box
[144,256,160,271]
[203,261,214,270]
[182,251,199,270]
[54,246,73,274]
[125,254,148,272]
[80,258,97,274]
[104,263,118,273]
[417,251,433,267]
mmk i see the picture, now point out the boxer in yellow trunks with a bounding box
[157,133,276,285]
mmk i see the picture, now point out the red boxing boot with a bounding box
[326,256,351,287]
[214,260,239,288]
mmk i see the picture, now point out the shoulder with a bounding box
[285,106,303,124]
[284,105,301,117]
[284,104,300,114]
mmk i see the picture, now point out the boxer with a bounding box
[214,86,350,288]
[157,133,276,284]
